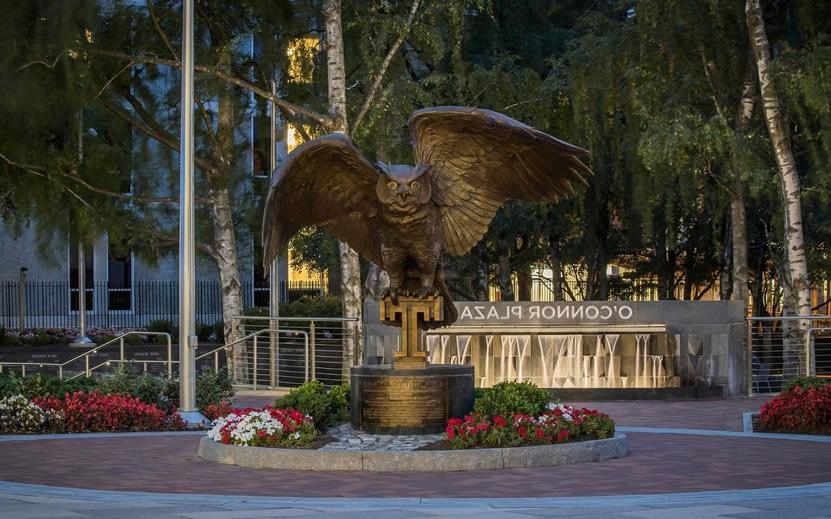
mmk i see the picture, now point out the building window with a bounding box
[69,241,94,312]
[107,247,132,311]
[252,109,272,178]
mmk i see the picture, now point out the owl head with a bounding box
[375,163,432,208]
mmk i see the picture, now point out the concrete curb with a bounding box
[197,433,629,472]
[1,479,831,509]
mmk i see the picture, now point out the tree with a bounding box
[746,0,811,320]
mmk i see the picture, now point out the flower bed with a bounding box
[206,407,317,447]
[758,381,831,435]
[0,391,184,434]
[443,403,615,449]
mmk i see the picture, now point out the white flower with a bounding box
[546,403,574,422]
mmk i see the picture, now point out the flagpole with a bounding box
[177,0,203,423]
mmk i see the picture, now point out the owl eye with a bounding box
[387,181,398,190]
[410,181,419,189]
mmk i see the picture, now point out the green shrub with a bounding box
[473,381,551,419]
[327,383,351,424]
[784,376,828,392]
[33,331,51,346]
[125,333,143,346]
[148,320,176,335]
[273,380,349,428]
[148,320,177,344]
[249,296,343,319]
[0,373,99,399]
[196,320,225,344]
[0,328,22,346]
[195,369,234,410]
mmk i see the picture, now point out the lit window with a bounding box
[69,241,94,312]
[287,37,320,83]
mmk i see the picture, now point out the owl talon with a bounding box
[413,287,438,299]
[381,287,400,305]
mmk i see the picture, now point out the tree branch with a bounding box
[145,0,221,152]
[89,48,337,129]
[350,0,422,136]
[0,150,183,204]
[100,98,216,175]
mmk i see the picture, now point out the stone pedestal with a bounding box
[351,365,474,434]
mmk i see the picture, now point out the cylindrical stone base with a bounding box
[351,365,474,434]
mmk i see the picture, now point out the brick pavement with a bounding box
[565,396,773,431]
[0,432,829,498]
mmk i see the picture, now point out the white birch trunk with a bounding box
[747,0,811,376]
[731,60,756,304]
[323,0,363,381]
[209,46,245,382]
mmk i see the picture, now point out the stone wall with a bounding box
[364,300,747,396]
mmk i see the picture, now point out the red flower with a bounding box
[517,426,527,438]
[493,415,506,427]
[535,428,544,439]
[557,430,569,442]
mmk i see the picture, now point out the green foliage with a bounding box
[273,380,350,429]
[147,320,176,335]
[784,376,829,392]
[249,296,343,318]
[195,370,235,411]
[0,372,99,399]
[473,381,550,418]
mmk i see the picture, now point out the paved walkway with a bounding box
[1,396,829,518]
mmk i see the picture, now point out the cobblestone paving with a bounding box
[319,423,442,451]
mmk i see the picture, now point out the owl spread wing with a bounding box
[262,133,384,268]
[408,106,591,256]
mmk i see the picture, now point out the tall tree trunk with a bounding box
[746,0,810,316]
[548,233,564,301]
[516,266,532,301]
[210,46,244,380]
[323,0,363,380]
[496,251,514,301]
[474,243,489,301]
[731,57,756,305]
[747,0,810,376]
[720,212,733,300]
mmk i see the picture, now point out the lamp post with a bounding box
[176,0,204,425]
[71,112,94,347]
[269,78,280,388]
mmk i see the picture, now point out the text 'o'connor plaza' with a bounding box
[0,1,830,518]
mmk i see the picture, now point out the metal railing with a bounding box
[195,327,308,390]
[0,331,172,379]
[230,315,359,387]
[0,315,358,390]
[746,316,831,395]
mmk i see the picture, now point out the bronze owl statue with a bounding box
[263,106,591,327]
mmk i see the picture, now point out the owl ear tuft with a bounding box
[374,161,390,175]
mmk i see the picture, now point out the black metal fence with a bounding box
[0,280,339,330]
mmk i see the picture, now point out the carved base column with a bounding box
[379,295,443,369]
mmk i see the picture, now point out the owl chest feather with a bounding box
[379,203,440,247]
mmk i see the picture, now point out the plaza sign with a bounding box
[455,302,634,324]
